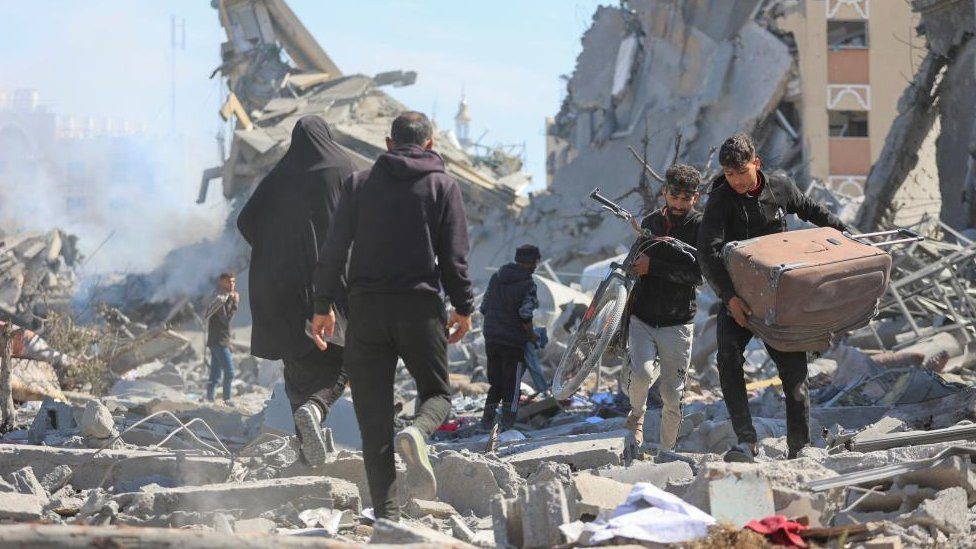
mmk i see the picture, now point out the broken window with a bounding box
[827,20,868,49]
[829,110,869,137]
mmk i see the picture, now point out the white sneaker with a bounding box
[395,426,436,501]
[294,403,328,467]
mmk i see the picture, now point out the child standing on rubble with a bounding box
[204,272,239,402]
[479,244,541,431]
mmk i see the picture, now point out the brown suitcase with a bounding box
[722,227,893,351]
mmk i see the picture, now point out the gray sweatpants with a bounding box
[624,317,693,451]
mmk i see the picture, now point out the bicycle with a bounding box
[551,188,698,400]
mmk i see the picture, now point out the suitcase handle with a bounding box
[844,228,924,248]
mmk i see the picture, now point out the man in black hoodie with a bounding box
[310,112,474,521]
[698,133,847,463]
[624,164,702,459]
[479,244,541,431]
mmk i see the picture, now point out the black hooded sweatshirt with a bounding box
[628,208,702,327]
[697,170,847,304]
[237,115,356,360]
[313,144,475,316]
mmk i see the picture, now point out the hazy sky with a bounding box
[0,0,611,191]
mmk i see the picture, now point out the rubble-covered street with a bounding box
[2,0,976,547]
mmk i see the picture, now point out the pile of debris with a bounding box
[0,229,79,324]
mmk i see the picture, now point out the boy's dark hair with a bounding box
[218,272,235,281]
[718,133,757,170]
[390,111,433,146]
[665,163,701,192]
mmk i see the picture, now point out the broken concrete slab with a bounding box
[0,523,369,547]
[591,459,694,488]
[404,499,458,520]
[905,487,968,535]
[0,445,230,490]
[370,518,478,547]
[707,469,775,527]
[115,476,361,519]
[569,473,633,520]
[503,429,626,476]
[491,493,522,549]
[40,465,72,494]
[282,450,370,506]
[518,481,570,548]
[432,450,523,516]
[27,398,78,444]
[107,328,190,375]
[8,466,48,502]
[233,517,277,534]
[80,399,119,443]
[448,514,478,545]
[0,492,44,521]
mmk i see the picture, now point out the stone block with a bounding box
[27,398,78,444]
[862,536,903,549]
[448,514,478,544]
[491,494,521,549]
[505,430,626,476]
[592,460,693,488]
[40,465,72,494]
[370,518,477,547]
[708,469,775,527]
[233,517,276,534]
[434,450,523,516]
[0,446,230,491]
[518,481,570,549]
[8,467,47,501]
[0,492,44,521]
[570,473,632,520]
[404,499,458,519]
[80,400,118,441]
[115,476,361,519]
[906,487,968,535]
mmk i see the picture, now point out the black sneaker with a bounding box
[723,442,757,463]
[294,403,328,467]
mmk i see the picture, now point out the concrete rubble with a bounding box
[2,0,976,547]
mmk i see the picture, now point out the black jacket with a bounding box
[237,116,356,360]
[629,208,702,327]
[480,263,539,349]
[314,144,475,316]
[698,170,847,303]
[205,293,238,347]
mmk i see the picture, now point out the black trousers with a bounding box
[485,342,523,409]
[283,344,348,417]
[344,292,452,521]
[716,305,810,452]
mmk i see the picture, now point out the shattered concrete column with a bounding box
[517,481,571,548]
[0,322,15,431]
[855,51,949,231]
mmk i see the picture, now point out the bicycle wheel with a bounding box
[551,278,628,400]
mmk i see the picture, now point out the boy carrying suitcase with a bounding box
[698,134,848,462]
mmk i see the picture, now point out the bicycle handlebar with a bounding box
[590,188,634,221]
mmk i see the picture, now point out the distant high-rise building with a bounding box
[781,0,925,197]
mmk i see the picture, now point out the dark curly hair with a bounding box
[718,133,757,170]
[665,163,701,192]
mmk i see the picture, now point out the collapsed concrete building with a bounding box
[5,0,976,547]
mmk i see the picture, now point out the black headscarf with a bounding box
[237,115,356,360]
